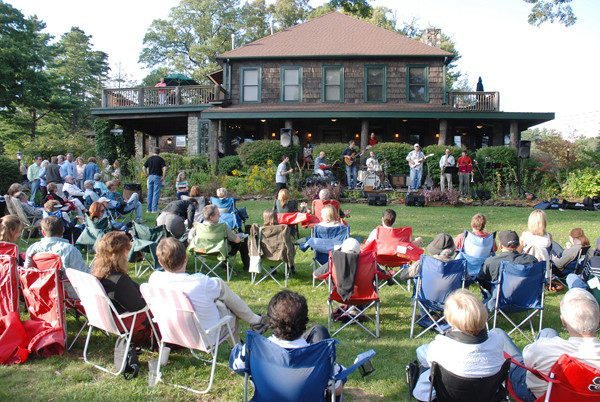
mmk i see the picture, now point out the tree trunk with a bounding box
[30,109,37,139]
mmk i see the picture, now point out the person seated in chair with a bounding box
[13,191,43,221]
[551,227,590,274]
[477,230,537,295]
[150,237,267,343]
[319,205,343,227]
[156,198,198,240]
[188,204,249,270]
[412,289,506,401]
[62,176,87,216]
[313,188,350,219]
[0,215,24,264]
[43,200,83,243]
[274,188,307,214]
[520,210,553,261]
[364,209,423,246]
[230,290,345,396]
[453,213,497,252]
[402,233,456,280]
[492,288,600,402]
[83,180,99,206]
[93,173,109,196]
[104,180,143,223]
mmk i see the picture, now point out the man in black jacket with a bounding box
[156,198,198,239]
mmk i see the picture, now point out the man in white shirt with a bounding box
[62,175,86,215]
[439,148,455,192]
[276,155,293,193]
[492,288,600,401]
[366,151,380,173]
[149,237,266,343]
[406,143,425,190]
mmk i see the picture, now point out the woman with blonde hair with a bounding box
[262,209,277,226]
[92,231,151,344]
[0,215,24,244]
[411,289,506,400]
[319,204,341,227]
[521,210,553,261]
[175,171,189,199]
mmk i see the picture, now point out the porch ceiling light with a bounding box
[331,118,337,122]
[394,133,399,138]
[476,124,484,129]
[307,132,312,138]
[271,132,276,137]
[260,119,266,123]
[435,134,440,138]
[402,119,408,122]
[355,133,359,138]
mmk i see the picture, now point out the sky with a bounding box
[8,0,600,137]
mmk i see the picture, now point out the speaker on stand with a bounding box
[517,140,531,196]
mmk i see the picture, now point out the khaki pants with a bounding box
[440,173,452,192]
[214,278,261,343]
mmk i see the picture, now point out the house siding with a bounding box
[228,58,445,105]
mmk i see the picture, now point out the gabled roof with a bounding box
[218,12,453,60]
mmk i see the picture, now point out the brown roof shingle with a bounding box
[219,12,453,60]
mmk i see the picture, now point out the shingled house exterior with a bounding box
[92,12,553,162]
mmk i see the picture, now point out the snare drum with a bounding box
[363,173,381,189]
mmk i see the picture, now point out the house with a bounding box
[92,11,553,162]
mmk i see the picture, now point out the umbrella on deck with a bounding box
[476,76,484,92]
[163,73,198,86]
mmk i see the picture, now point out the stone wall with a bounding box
[229,57,446,105]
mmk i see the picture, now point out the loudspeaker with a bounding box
[406,194,425,207]
[391,175,407,188]
[367,193,387,206]
[519,140,531,159]
[280,128,292,147]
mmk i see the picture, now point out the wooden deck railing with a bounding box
[448,91,500,111]
[101,85,220,108]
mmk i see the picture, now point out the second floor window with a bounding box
[323,66,343,102]
[282,67,301,102]
[365,65,386,102]
[407,65,429,102]
[241,67,260,102]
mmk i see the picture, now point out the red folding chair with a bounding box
[508,354,600,402]
[327,249,380,338]
[0,242,20,317]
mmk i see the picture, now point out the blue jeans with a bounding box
[490,327,558,402]
[567,273,588,290]
[409,168,423,190]
[122,193,143,220]
[147,175,162,212]
[30,179,40,203]
[345,165,357,189]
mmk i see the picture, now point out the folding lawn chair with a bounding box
[490,261,546,342]
[140,283,236,394]
[552,246,591,288]
[233,330,376,402]
[248,224,295,288]
[428,359,511,402]
[189,222,234,281]
[327,249,380,338]
[301,224,350,287]
[410,256,467,339]
[5,195,41,243]
[0,249,19,316]
[455,231,496,279]
[507,354,600,402]
[75,215,111,264]
[66,268,157,376]
[129,222,167,277]
[369,226,422,291]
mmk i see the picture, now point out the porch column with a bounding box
[208,120,219,166]
[438,119,448,145]
[187,113,200,155]
[360,120,369,163]
[509,120,520,149]
[492,123,503,146]
[134,131,144,157]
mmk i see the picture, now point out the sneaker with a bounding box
[250,315,270,334]
[134,218,144,224]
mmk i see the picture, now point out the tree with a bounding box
[139,0,240,82]
[239,0,271,43]
[524,0,576,27]
[140,67,170,88]
[270,0,311,30]
[328,0,373,19]
[365,6,397,31]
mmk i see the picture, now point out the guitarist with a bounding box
[342,140,362,190]
[406,143,426,190]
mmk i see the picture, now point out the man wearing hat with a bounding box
[401,233,456,280]
[406,143,426,190]
[477,230,538,295]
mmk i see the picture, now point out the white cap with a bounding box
[336,237,361,254]
[414,143,421,148]
[97,197,110,204]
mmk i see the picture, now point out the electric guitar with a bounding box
[343,145,371,167]
[408,153,435,169]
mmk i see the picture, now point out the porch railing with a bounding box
[101,85,220,108]
[448,91,500,111]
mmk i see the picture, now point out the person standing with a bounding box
[155,78,167,105]
[144,147,167,213]
[406,144,426,191]
[83,157,99,182]
[75,157,85,189]
[342,140,360,190]
[276,155,294,193]
[64,153,76,178]
[457,150,473,196]
[27,156,42,204]
[46,156,63,193]
[439,148,455,192]
[302,141,314,169]
[368,132,379,147]
[38,160,49,200]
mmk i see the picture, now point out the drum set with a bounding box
[358,160,392,191]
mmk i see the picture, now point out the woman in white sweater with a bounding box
[520,210,553,261]
[412,289,506,401]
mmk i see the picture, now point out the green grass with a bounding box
[1,202,598,401]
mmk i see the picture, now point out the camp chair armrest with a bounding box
[334,349,376,380]
[204,315,235,336]
[117,306,150,319]
[504,354,555,383]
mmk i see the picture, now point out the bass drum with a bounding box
[357,170,368,183]
[363,173,380,189]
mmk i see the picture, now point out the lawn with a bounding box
[1,201,598,401]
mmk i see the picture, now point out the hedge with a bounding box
[370,142,414,175]
[238,140,300,167]
[562,168,600,198]
[0,157,21,194]
[313,143,347,165]
[423,145,463,178]
[218,155,243,175]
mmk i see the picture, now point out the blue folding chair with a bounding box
[552,246,591,288]
[300,225,350,287]
[410,255,467,339]
[455,231,495,279]
[491,260,546,342]
[231,331,375,402]
[211,196,244,230]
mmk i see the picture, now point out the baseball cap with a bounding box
[498,230,519,248]
[335,238,361,254]
[97,197,110,204]
[426,233,455,255]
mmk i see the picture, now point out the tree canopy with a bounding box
[524,0,576,27]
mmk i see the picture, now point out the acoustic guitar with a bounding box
[408,153,435,169]
[343,145,371,167]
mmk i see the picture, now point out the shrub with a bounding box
[188,171,223,198]
[218,155,243,175]
[423,145,462,178]
[0,157,21,194]
[369,142,413,175]
[562,168,600,198]
[475,146,518,196]
[238,140,299,167]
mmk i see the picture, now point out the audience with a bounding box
[89,200,128,231]
[0,215,24,264]
[83,157,99,182]
[150,237,267,342]
[104,180,143,223]
[62,176,87,215]
[44,182,78,214]
[157,198,198,239]
[274,188,298,213]
[231,290,344,396]
[493,288,600,401]
[412,289,506,401]
[402,233,456,280]
[262,209,277,226]
[93,173,109,196]
[551,227,590,272]
[520,209,553,261]
[43,200,82,242]
[453,213,497,252]
[83,180,99,204]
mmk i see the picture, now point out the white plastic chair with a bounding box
[140,283,236,394]
[65,268,158,376]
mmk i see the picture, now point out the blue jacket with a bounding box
[83,162,99,181]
